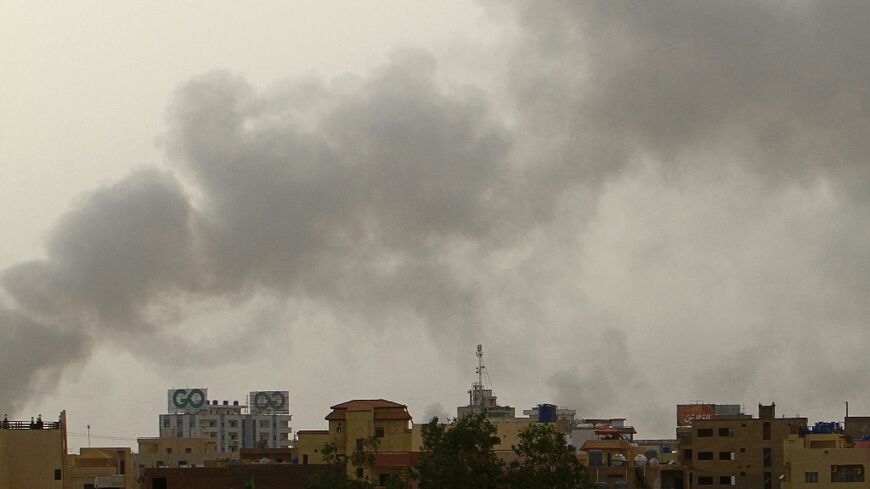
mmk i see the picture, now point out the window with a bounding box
[152,477,167,489]
[356,438,364,451]
[763,422,771,440]
[719,427,732,436]
[337,422,342,433]
[697,428,713,437]
[764,471,772,489]
[719,476,735,485]
[178,460,188,467]
[229,420,238,428]
[719,451,734,461]
[698,476,714,485]
[356,467,364,478]
[166,448,172,454]
[185,447,192,454]
[54,469,62,480]
[302,454,308,465]
[763,448,772,467]
[697,452,714,460]
[740,448,746,453]
[375,427,385,438]
[683,449,692,460]
[805,472,819,483]
[156,461,164,468]
[831,464,865,483]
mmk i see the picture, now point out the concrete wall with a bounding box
[0,423,66,488]
[136,436,226,469]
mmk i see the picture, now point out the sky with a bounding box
[1,1,868,453]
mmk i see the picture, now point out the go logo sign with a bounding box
[172,389,206,409]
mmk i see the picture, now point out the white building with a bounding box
[159,388,292,453]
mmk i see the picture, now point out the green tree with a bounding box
[505,423,592,489]
[416,413,505,489]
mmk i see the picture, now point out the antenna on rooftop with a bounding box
[477,345,484,412]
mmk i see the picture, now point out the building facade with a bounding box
[0,411,68,489]
[783,424,870,488]
[67,447,137,489]
[297,399,413,485]
[159,388,291,453]
[678,402,806,489]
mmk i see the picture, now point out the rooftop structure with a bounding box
[159,388,292,453]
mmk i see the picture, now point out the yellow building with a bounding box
[0,411,68,488]
[783,432,870,488]
[67,447,137,489]
[135,436,225,470]
[297,399,413,484]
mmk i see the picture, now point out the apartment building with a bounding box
[159,388,292,453]
[677,403,806,489]
[783,425,869,488]
[297,399,413,485]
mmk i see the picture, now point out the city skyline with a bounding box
[2,1,869,454]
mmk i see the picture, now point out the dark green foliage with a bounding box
[417,413,505,489]
[505,423,592,489]
[416,414,593,489]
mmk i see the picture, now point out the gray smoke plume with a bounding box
[2,1,869,435]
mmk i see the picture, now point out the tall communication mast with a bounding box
[476,344,484,411]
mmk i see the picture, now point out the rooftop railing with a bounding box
[1,419,62,430]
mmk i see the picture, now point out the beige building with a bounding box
[297,399,413,485]
[783,431,869,488]
[67,447,137,489]
[678,402,806,489]
[0,412,68,488]
[135,436,226,470]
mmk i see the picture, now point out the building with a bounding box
[67,447,137,489]
[136,436,223,469]
[297,399,413,485]
[0,411,68,488]
[159,388,291,453]
[141,464,329,489]
[783,422,870,488]
[581,430,688,489]
[677,402,806,489]
[456,344,517,420]
[569,418,637,448]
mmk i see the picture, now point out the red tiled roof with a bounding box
[325,399,412,421]
[330,399,406,410]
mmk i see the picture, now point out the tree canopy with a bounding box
[417,413,591,489]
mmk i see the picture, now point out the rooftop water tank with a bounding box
[538,404,557,423]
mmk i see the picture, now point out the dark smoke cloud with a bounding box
[2,1,869,437]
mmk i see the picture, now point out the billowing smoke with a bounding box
[2,1,869,435]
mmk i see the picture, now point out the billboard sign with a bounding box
[249,391,289,415]
[677,404,716,426]
[168,388,208,414]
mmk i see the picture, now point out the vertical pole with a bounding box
[477,345,484,413]
[87,424,91,448]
